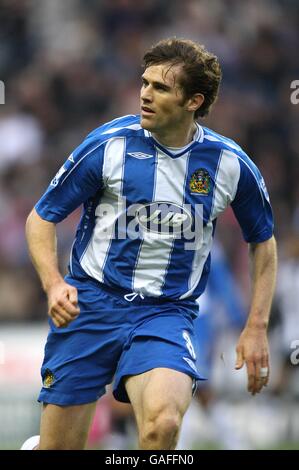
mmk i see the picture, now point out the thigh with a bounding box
[39,402,97,450]
[125,368,193,429]
[113,313,204,403]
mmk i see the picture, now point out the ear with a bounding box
[186,93,204,113]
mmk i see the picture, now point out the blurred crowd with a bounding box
[0,0,298,326]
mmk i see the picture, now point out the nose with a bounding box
[141,85,153,103]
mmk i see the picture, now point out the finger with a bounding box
[235,347,244,370]
[246,361,256,394]
[254,362,264,394]
[51,311,68,328]
[253,361,268,394]
[58,298,80,317]
[68,287,79,307]
[260,356,270,386]
[51,307,76,326]
[51,304,74,321]
[52,318,61,328]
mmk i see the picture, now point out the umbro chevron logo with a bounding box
[127,152,153,159]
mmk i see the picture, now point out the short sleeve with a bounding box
[35,135,105,223]
[231,156,274,243]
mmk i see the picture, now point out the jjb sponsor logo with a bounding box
[135,201,192,235]
[97,199,204,250]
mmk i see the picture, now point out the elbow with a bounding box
[25,208,36,242]
[249,236,278,271]
[25,208,56,233]
[25,207,45,235]
[25,207,38,231]
[250,235,277,253]
[26,207,35,224]
[264,235,277,258]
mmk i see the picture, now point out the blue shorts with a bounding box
[38,276,204,406]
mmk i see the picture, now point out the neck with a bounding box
[152,122,197,147]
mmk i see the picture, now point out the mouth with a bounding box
[141,106,155,115]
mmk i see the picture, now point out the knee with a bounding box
[39,442,83,450]
[39,441,74,450]
[140,408,182,449]
[39,436,86,450]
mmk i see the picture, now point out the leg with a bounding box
[38,401,97,450]
[125,368,193,450]
[34,281,127,450]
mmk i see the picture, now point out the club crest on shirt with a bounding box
[189,168,211,195]
[43,369,55,388]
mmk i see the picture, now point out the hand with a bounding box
[235,326,270,395]
[46,281,80,328]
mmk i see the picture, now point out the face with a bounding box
[140,63,190,135]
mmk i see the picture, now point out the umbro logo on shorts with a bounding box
[127,152,153,159]
[183,357,198,373]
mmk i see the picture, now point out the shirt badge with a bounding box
[189,168,211,195]
[43,369,55,388]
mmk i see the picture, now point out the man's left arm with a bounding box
[235,235,277,395]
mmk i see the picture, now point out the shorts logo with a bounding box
[190,169,211,195]
[183,357,198,374]
[182,330,196,360]
[43,369,55,388]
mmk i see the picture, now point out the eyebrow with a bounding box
[141,76,172,91]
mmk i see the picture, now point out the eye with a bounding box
[154,83,170,92]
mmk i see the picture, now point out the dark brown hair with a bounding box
[142,38,222,118]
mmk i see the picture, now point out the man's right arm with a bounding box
[25,208,80,327]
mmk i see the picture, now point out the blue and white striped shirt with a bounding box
[36,114,273,301]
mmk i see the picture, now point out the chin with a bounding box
[140,116,154,130]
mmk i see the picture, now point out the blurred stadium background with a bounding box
[0,0,298,450]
